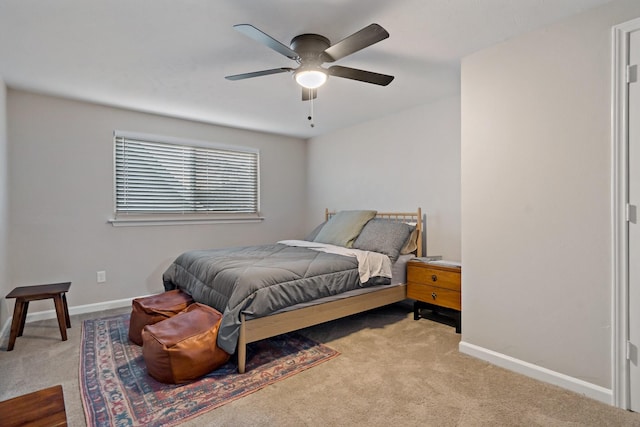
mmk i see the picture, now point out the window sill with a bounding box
[108,216,265,227]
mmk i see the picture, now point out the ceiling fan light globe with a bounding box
[295,69,327,89]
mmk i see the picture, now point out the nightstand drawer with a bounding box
[407,266,460,292]
[407,283,461,311]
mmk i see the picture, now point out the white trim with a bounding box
[459,341,613,405]
[0,294,157,341]
[611,19,628,411]
[611,16,640,410]
[108,216,265,227]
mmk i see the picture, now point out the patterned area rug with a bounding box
[80,313,339,427]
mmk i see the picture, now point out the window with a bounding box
[112,131,260,225]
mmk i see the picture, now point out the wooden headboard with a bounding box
[325,208,423,257]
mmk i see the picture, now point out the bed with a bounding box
[163,208,422,373]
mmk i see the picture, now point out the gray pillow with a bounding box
[352,219,414,263]
[305,222,326,241]
[313,210,377,247]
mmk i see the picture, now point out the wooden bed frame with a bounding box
[236,208,423,373]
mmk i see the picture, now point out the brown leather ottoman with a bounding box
[141,303,230,384]
[128,289,194,345]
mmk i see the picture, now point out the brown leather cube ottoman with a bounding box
[141,303,230,384]
[128,289,194,346]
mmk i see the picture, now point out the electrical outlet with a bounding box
[97,271,106,283]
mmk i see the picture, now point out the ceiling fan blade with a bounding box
[302,88,317,101]
[233,24,299,60]
[328,65,394,86]
[225,68,293,81]
[322,24,389,62]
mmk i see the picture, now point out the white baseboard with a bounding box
[0,295,154,342]
[459,341,613,405]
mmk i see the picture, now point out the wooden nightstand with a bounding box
[407,260,461,333]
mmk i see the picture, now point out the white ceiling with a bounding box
[0,0,613,139]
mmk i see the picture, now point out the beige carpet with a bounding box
[1,303,639,426]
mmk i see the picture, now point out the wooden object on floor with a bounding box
[407,260,462,333]
[0,384,67,426]
[5,282,71,351]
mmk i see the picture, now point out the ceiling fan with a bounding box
[225,23,394,101]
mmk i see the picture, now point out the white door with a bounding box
[629,28,640,412]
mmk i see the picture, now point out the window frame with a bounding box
[109,130,263,227]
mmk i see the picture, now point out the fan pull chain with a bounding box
[307,89,315,128]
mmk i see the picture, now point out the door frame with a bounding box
[612,16,640,410]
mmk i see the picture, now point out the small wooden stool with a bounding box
[5,282,71,351]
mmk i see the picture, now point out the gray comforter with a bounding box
[163,243,379,354]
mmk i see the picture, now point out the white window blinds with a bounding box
[114,132,259,217]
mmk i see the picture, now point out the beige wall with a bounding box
[307,95,461,261]
[461,0,640,394]
[0,81,8,327]
[6,90,307,316]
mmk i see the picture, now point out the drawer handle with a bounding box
[431,275,438,282]
[431,292,437,300]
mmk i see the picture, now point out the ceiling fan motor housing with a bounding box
[290,34,331,64]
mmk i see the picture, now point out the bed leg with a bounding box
[238,313,247,374]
